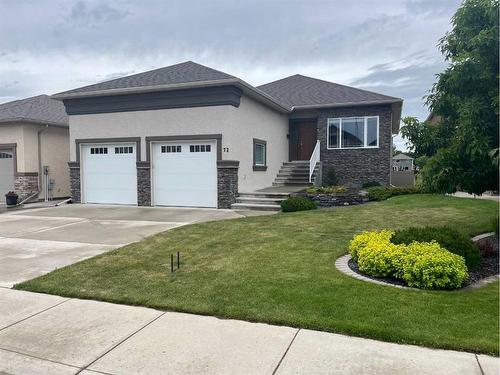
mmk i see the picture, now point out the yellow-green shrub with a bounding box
[348,230,394,261]
[401,242,468,289]
[357,242,406,278]
[348,231,469,289]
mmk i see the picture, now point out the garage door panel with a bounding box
[153,141,217,208]
[82,144,137,205]
[0,150,14,202]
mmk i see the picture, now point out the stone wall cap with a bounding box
[68,162,80,168]
[217,160,240,168]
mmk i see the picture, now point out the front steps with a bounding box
[272,161,316,187]
[231,192,289,211]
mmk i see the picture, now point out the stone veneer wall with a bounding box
[217,160,239,209]
[14,173,38,201]
[316,104,393,188]
[137,161,151,206]
[68,162,81,203]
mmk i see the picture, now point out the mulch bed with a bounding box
[469,235,499,285]
[348,234,499,289]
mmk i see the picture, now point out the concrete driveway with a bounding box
[0,204,242,287]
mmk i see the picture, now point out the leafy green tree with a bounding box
[421,0,499,194]
[400,116,450,159]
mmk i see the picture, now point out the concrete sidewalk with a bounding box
[0,288,498,375]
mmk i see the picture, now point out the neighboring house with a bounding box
[53,61,402,208]
[0,95,70,202]
[392,153,414,171]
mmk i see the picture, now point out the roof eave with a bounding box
[292,99,403,135]
[0,118,69,128]
[52,78,291,114]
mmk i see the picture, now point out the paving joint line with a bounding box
[475,354,485,375]
[272,328,300,375]
[76,311,167,374]
[0,298,71,333]
[0,346,82,371]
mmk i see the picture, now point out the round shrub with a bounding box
[280,196,317,212]
[391,226,480,269]
[400,242,468,289]
[357,242,406,278]
[349,230,394,262]
[348,230,469,289]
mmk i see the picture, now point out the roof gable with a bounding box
[0,95,68,126]
[56,61,236,97]
[257,74,400,108]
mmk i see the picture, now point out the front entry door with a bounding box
[291,121,317,160]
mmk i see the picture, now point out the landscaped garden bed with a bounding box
[294,186,368,207]
[346,227,498,289]
[15,195,500,355]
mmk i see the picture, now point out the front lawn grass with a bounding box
[16,195,499,355]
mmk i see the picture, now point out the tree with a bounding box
[400,116,450,159]
[420,0,499,194]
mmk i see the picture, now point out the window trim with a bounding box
[253,138,267,171]
[326,116,379,150]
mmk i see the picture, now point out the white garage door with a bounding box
[0,150,14,202]
[82,143,137,205]
[153,141,217,207]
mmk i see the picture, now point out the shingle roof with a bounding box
[55,61,236,97]
[257,74,401,108]
[0,95,68,126]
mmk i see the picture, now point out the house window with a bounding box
[327,116,379,149]
[161,145,182,153]
[189,145,211,152]
[253,139,267,171]
[114,146,133,154]
[90,147,108,155]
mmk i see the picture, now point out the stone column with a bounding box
[137,161,151,206]
[14,173,39,201]
[217,160,239,209]
[68,162,81,203]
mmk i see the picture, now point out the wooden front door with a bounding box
[291,121,317,160]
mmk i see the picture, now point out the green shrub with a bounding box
[366,186,420,201]
[348,230,469,289]
[306,186,348,194]
[323,167,338,186]
[281,197,317,212]
[349,230,394,262]
[391,226,480,269]
[400,242,468,290]
[362,181,381,188]
[493,216,499,236]
[357,242,406,278]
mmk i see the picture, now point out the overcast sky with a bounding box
[0,0,461,148]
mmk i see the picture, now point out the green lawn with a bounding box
[16,195,499,355]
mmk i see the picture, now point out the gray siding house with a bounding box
[54,61,402,209]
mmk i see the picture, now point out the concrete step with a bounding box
[274,177,310,183]
[236,197,286,205]
[238,192,290,199]
[282,161,309,165]
[277,171,310,177]
[272,181,312,187]
[231,203,282,211]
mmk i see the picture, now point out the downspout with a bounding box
[37,124,49,200]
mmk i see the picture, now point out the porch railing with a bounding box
[309,140,320,183]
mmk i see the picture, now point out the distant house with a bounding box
[0,95,70,202]
[392,154,414,171]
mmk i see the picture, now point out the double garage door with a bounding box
[81,141,217,207]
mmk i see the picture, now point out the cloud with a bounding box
[0,0,462,134]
